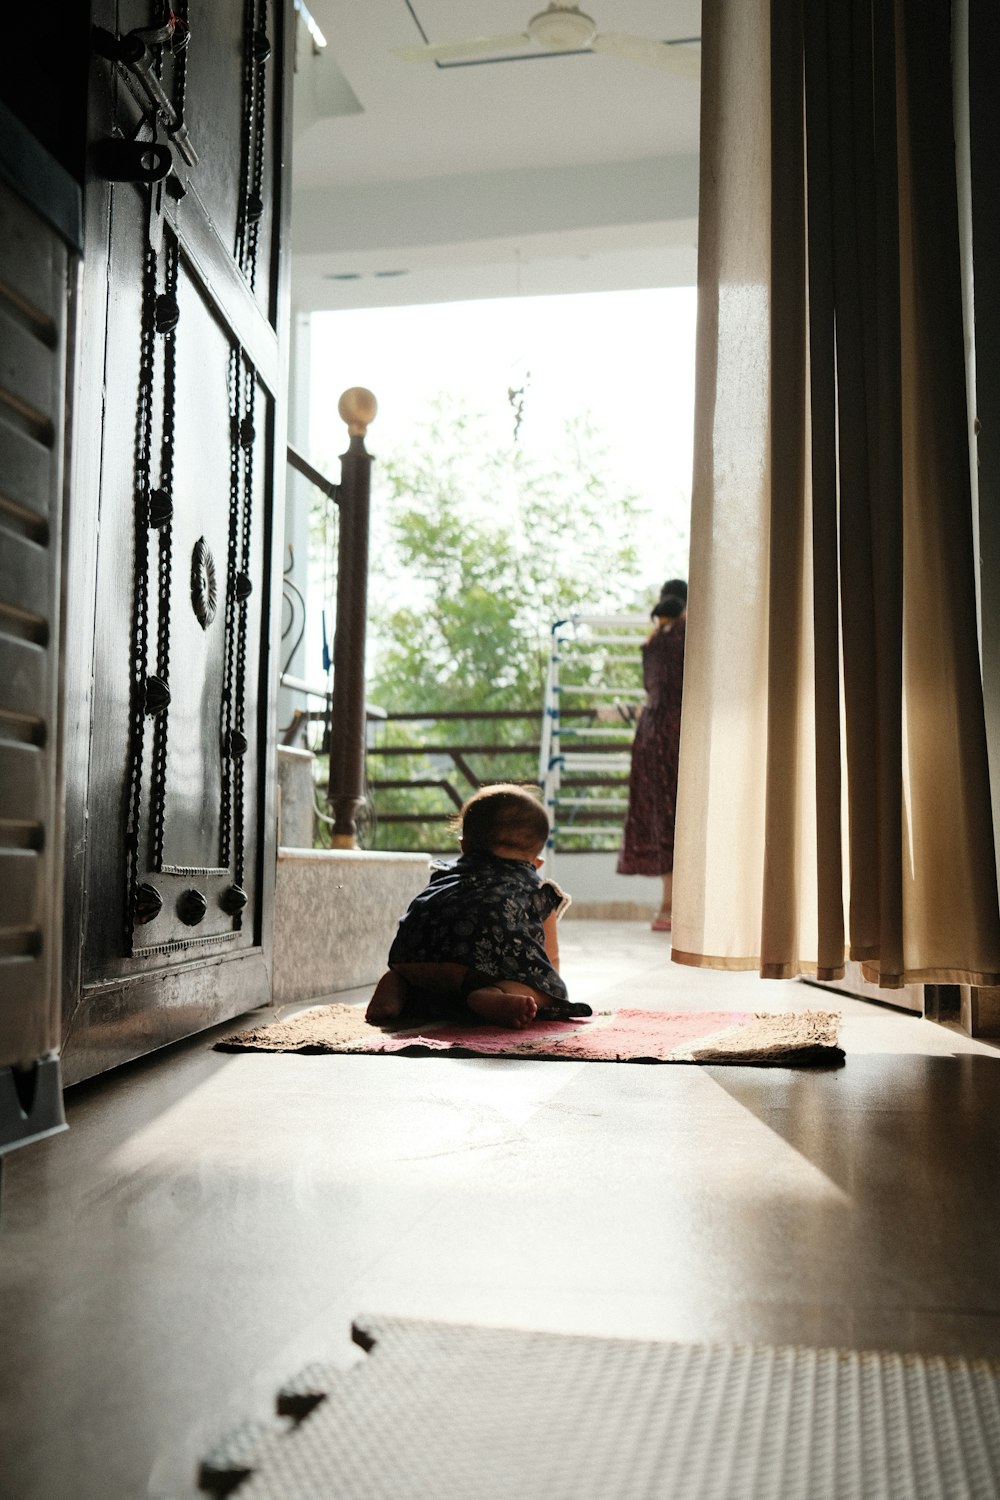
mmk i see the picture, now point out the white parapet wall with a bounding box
[273,847,431,1005]
[547,851,664,920]
[276,745,317,848]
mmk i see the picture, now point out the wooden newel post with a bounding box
[327,386,377,847]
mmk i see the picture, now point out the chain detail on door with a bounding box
[125,239,159,951]
[148,231,179,880]
[235,0,271,287]
[218,342,257,930]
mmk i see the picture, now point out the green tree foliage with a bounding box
[371,403,647,700]
[355,401,656,849]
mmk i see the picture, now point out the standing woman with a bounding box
[617,579,688,931]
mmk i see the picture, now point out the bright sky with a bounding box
[308,286,697,588]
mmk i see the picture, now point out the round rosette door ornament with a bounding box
[191,536,218,629]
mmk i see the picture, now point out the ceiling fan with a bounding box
[393,4,701,79]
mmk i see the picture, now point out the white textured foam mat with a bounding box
[199,1316,1000,1498]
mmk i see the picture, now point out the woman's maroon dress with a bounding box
[617,619,686,876]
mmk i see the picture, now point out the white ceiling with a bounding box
[290,1,702,311]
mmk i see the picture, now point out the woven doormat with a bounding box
[199,1315,1000,1498]
[215,1003,843,1065]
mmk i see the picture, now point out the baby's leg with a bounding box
[366,969,410,1024]
[375,963,553,1031]
[463,979,549,1031]
[369,962,469,1025]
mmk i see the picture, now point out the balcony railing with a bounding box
[366,707,636,853]
[278,461,647,860]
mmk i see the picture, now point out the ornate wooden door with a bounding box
[62,0,291,1083]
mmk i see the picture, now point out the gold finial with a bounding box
[338,387,378,436]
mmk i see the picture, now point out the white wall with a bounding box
[278,311,319,734]
[546,850,663,915]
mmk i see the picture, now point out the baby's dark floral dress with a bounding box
[388,850,571,1002]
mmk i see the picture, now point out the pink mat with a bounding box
[217,1005,844,1065]
[378,1010,754,1059]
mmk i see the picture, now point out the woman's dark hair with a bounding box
[651,577,688,621]
[458,783,550,855]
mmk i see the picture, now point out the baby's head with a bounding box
[458,783,550,864]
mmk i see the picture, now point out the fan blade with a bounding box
[591,32,701,80]
[393,33,532,64]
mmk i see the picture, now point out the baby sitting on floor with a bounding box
[366,783,591,1031]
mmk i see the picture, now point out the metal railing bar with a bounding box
[286,442,340,503]
[560,614,649,628]
[376,813,465,824]
[555,635,648,646]
[368,742,542,756]
[290,705,387,723]
[555,798,629,808]
[450,751,483,790]
[370,777,465,809]
[555,687,645,698]
[559,727,635,738]
[279,671,331,700]
[557,776,630,786]
[370,741,631,757]
[552,825,626,835]
[376,708,607,722]
[375,708,534,721]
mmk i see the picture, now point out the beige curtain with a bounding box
[672,0,1000,987]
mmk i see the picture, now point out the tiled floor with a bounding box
[2,923,999,1499]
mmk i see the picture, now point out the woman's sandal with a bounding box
[651,913,672,932]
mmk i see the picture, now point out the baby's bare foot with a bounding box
[465,987,538,1030]
[366,972,406,1025]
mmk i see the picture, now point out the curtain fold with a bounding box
[672,0,1000,987]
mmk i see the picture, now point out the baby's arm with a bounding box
[543,911,561,971]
